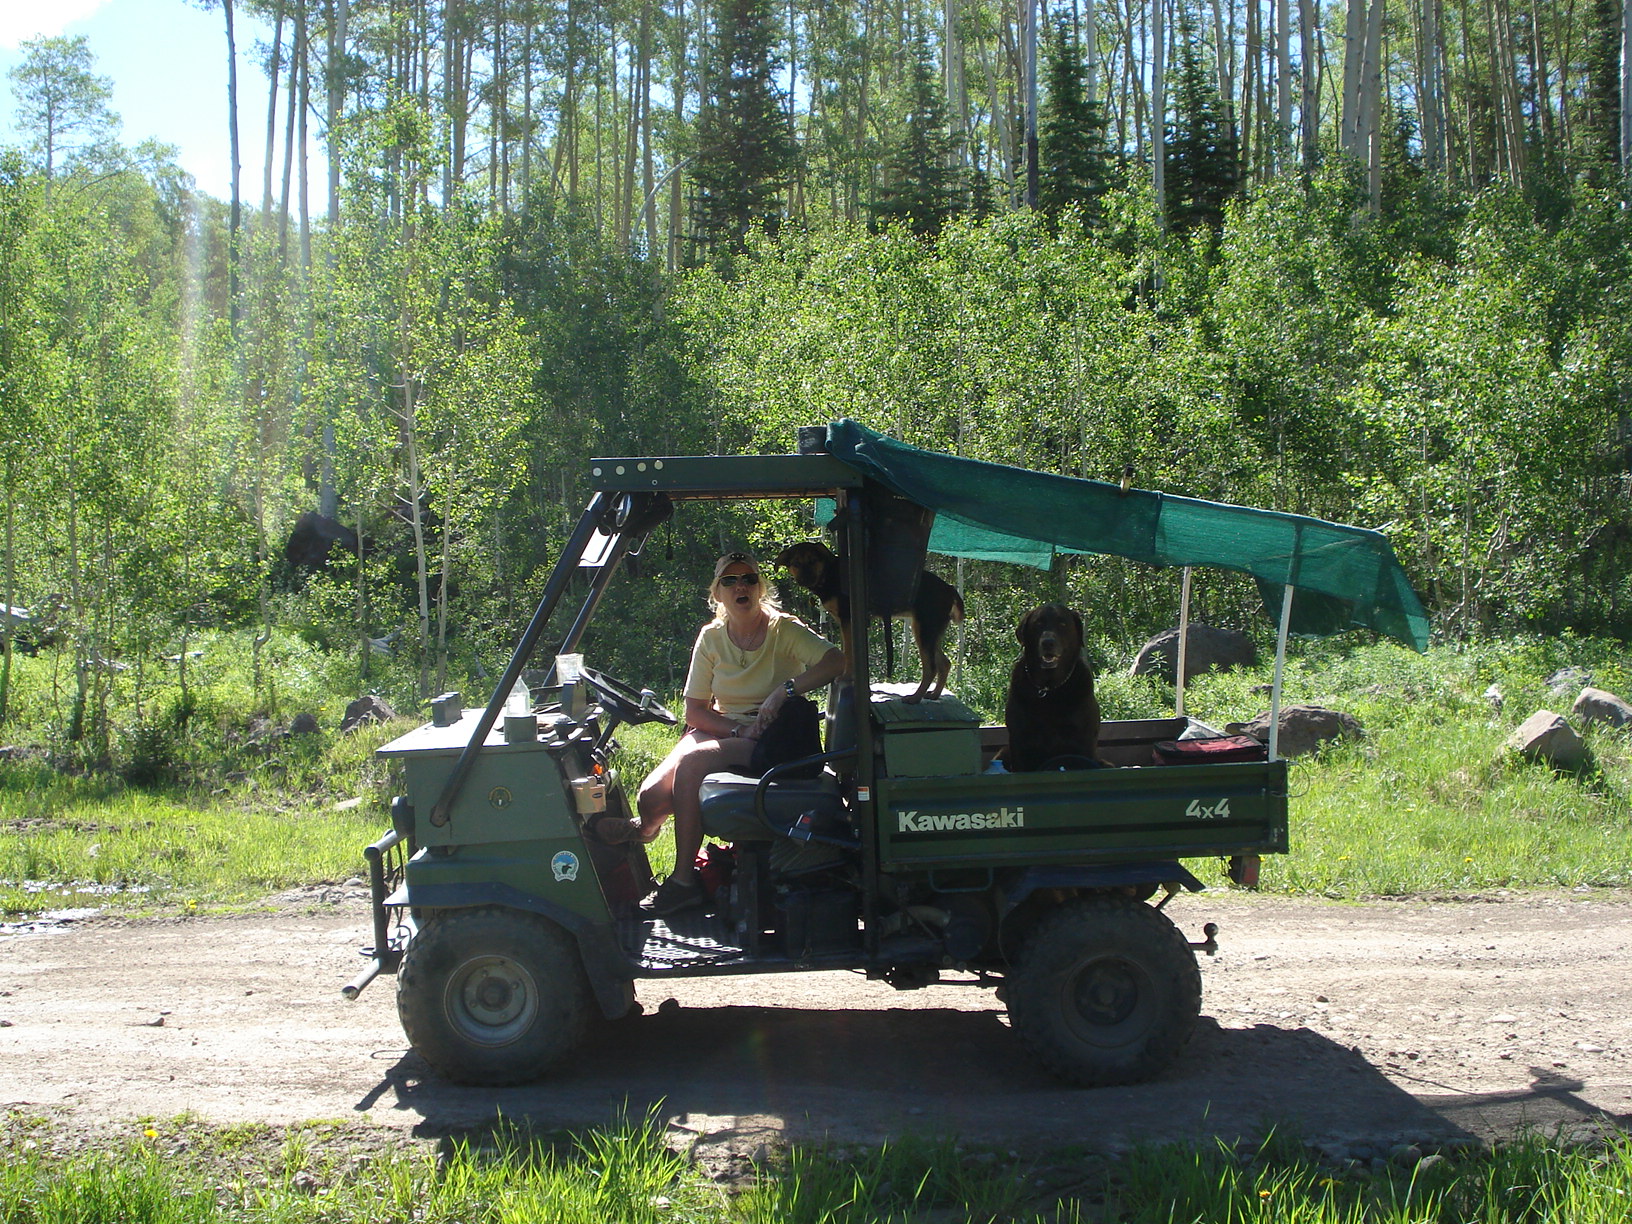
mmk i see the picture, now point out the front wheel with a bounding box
[397,906,592,1085]
[1006,895,1201,1087]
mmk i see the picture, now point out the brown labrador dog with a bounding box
[1004,603,1104,771]
[773,540,964,703]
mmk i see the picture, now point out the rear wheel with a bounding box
[1006,895,1201,1087]
[397,906,592,1085]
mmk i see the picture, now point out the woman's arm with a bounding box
[685,696,744,740]
[751,646,847,733]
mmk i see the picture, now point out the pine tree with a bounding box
[868,29,964,237]
[1164,6,1239,232]
[687,0,798,262]
[1584,0,1622,175]
[1038,19,1112,222]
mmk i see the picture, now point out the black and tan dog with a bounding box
[773,540,964,703]
[1004,603,1104,771]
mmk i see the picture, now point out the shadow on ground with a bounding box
[347,1001,1620,1152]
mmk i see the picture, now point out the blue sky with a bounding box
[0,0,275,201]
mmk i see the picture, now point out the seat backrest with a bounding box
[825,681,858,761]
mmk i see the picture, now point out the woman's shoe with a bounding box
[588,814,644,845]
[648,875,703,916]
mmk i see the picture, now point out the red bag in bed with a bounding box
[1151,735,1268,765]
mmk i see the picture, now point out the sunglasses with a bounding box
[718,573,761,588]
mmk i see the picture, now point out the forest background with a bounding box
[4,0,1632,766]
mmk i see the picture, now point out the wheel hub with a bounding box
[447,955,539,1046]
[1072,958,1141,1027]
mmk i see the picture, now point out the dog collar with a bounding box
[1026,657,1080,698]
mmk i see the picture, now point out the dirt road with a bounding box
[2,888,1629,1159]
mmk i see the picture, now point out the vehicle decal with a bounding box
[1186,798,1232,820]
[488,786,514,809]
[551,851,580,882]
[897,806,1024,834]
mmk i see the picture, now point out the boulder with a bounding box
[1505,710,1586,769]
[287,711,321,736]
[1573,687,1632,730]
[341,694,397,733]
[1131,624,1257,684]
[285,511,359,570]
[1226,704,1364,758]
[1546,666,1592,697]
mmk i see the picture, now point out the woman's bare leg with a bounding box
[640,735,755,882]
[635,733,697,839]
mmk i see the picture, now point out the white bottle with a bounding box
[504,678,532,716]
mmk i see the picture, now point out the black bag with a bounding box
[750,694,823,780]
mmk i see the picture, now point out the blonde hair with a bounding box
[707,552,782,623]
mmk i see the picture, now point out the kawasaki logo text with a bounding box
[897,807,1025,833]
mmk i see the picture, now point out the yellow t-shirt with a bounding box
[684,612,835,723]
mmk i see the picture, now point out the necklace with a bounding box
[727,614,768,656]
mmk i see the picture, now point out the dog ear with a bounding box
[1016,609,1033,644]
[1072,608,1084,639]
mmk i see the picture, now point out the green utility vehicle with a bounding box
[345,421,1428,1088]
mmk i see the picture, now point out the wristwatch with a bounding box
[784,679,798,698]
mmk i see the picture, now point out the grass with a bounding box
[2,1110,1630,1223]
[7,633,1632,918]
[0,717,412,919]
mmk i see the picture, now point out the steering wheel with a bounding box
[578,667,678,727]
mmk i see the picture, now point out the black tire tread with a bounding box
[1007,894,1201,1087]
[397,906,592,1086]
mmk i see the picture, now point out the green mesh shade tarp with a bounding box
[825,419,1429,652]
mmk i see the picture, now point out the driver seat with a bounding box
[697,681,859,877]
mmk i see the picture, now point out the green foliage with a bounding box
[1038,19,1113,223]
[867,28,965,238]
[688,0,798,261]
[1163,5,1239,234]
[5,34,117,181]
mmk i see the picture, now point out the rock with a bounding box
[340,695,397,733]
[1546,666,1591,696]
[1388,1143,1423,1167]
[1573,687,1632,729]
[1225,705,1364,757]
[1505,710,1586,769]
[1130,624,1257,683]
[287,712,320,736]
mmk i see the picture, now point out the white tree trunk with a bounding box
[1277,0,1291,169]
[1341,0,1364,154]
[1621,0,1632,167]
[1420,0,1445,176]
[326,0,347,229]
[1152,0,1165,227]
[1085,0,1098,103]
[1363,0,1382,207]
[1299,0,1318,169]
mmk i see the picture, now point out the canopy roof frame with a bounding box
[824,420,1429,653]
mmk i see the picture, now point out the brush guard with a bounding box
[341,800,413,1000]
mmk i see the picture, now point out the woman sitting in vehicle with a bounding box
[630,550,846,916]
